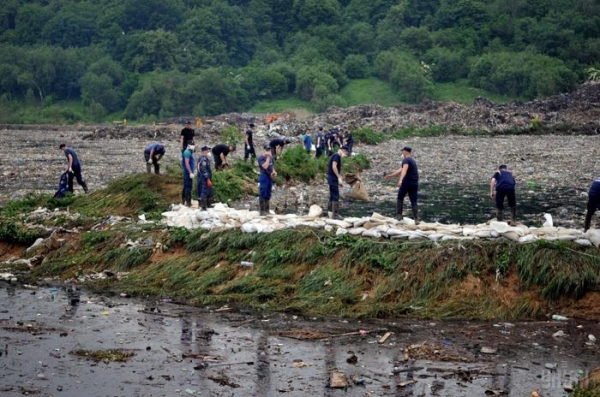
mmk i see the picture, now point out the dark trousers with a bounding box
[197,178,209,199]
[259,174,273,200]
[182,172,193,197]
[316,147,324,158]
[586,183,600,221]
[495,187,516,210]
[144,153,160,174]
[67,166,87,193]
[328,176,339,202]
[244,144,256,160]
[213,150,224,170]
[397,184,418,207]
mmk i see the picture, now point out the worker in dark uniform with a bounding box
[212,143,236,170]
[244,123,256,162]
[327,145,348,219]
[344,130,354,155]
[315,127,325,158]
[181,142,195,207]
[144,143,165,174]
[269,137,289,161]
[59,143,88,194]
[180,121,195,153]
[490,164,517,224]
[257,143,277,216]
[384,146,420,223]
[196,146,213,211]
[584,176,600,232]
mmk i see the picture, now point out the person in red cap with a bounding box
[384,146,419,223]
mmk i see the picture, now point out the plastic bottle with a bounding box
[552,314,568,321]
[240,261,254,267]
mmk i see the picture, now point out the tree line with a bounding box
[0,0,598,122]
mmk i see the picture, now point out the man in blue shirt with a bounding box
[59,143,88,194]
[303,127,312,154]
[181,142,195,207]
[384,146,419,223]
[144,143,165,174]
[327,145,348,219]
[196,146,213,211]
[257,144,277,216]
[490,164,517,224]
[584,176,600,232]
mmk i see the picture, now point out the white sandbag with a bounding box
[308,205,323,218]
[362,229,382,238]
[326,219,353,228]
[574,239,592,246]
[585,229,600,247]
[502,231,521,241]
[428,234,444,241]
[518,235,538,244]
[348,227,366,235]
[336,227,348,236]
[324,225,333,232]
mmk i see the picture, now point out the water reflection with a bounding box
[312,183,584,226]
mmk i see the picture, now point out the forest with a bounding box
[0,0,599,123]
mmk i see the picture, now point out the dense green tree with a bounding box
[399,26,433,54]
[469,51,577,98]
[120,0,185,32]
[424,47,468,82]
[41,5,97,48]
[292,0,341,29]
[343,54,369,78]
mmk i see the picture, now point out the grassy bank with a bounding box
[11,223,600,321]
[1,152,599,321]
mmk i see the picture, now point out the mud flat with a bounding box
[0,284,598,397]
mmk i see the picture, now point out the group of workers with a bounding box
[56,121,600,232]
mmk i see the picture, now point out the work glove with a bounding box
[207,179,213,188]
[68,167,73,173]
[147,159,153,164]
[190,173,195,179]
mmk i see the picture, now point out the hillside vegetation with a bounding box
[0,0,599,123]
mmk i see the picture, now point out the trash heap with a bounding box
[162,203,600,246]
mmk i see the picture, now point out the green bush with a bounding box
[276,144,322,182]
[352,127,385,145]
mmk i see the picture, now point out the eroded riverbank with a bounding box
[1,283,599,397]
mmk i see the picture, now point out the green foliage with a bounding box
[0,0,595,121]
[275,144,322,182]
[220,126,243,147]
[0,221,47,245]
[339,78,403,107]
[352,127,386,145]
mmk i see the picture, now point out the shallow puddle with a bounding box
[0,284,598,396]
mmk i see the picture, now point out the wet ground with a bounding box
[1,283,598,397]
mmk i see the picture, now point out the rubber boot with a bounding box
[412,205,419,225]
[82,181,89,194]
[200,197,208,211]
[181,189,186,205]
[509,207,517,225]
[396,200,403,220]
[265,200,271,215]
[327,201,332,218]
[184,192,192,207]
[496,209,504,221]
[584,211,593,232]
[259,199,266,216]
[331,201,342,220]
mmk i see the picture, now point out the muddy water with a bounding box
[269,182,584,227]
[1,283,598,397]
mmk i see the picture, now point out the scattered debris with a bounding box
[378,331,393,344]
[329,371,348,388]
